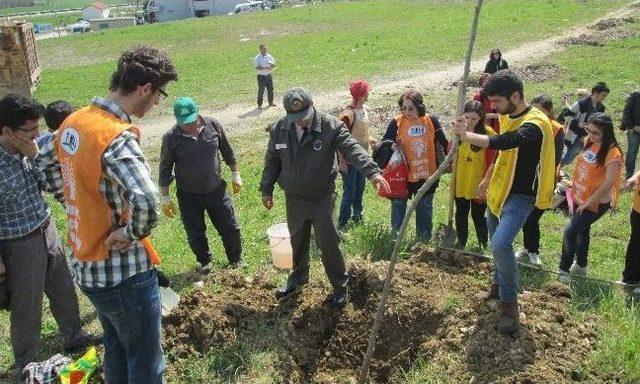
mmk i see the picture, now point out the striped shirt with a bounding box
[0,146,49,240]
[36,97,159,288]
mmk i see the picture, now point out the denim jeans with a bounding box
[625,130,640,180]
[561,137,584,166]
[82,270,165,384]
[486,194,535,303]
[338,164,366,227]
[391,192,435,241]
[559,202,610,272]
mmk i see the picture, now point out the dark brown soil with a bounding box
[561,16,638,46]
[515,63,562,83]
[163,247,610,383]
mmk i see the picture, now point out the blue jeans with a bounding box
[391,192,435,241]
[338,164,366,227]
[626,130,640,180]
[486,194,535,303]
[82,270,165,384]
[561,137,583,166]
[559,202,610,272]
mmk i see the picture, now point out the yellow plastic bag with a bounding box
[59,347,99,384]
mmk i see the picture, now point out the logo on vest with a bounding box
[313,139,322,151]
[582,149,597,164]
[408,124,425,137]
[60,128,80,155]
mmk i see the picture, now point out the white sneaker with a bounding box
[515,248,528,260]
[634,287,640,295]
[528,252,542,266]
[558,270,571,284]
[569,262,587,276]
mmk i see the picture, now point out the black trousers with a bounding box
[257,74,274,107]
[522,207,546,254]
[455,197,488,247]
[176,184,242,266]
[623,210,640,282]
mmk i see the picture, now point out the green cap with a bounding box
[173,97,198,125]
[283,87,313,122]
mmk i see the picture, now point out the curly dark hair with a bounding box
[398,89,427,117]
[484,69,524,100]
[0,94,44,134]
[584,113,621,167]
[109,45,178,95]
[44,100,74,132]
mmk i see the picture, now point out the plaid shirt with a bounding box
[36,97,159,288]
[0,146,49,240]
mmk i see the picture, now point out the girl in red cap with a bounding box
[337,80,372,229]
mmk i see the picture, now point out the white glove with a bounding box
[231,171,243,194]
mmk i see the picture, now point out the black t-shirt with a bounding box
[488,107,543,197]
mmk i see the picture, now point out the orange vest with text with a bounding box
[55,105,160,264]
[572,140,623,213]
[396,114,437,183]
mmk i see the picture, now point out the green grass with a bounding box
[33,0,630,107]
[2,0,640,382]
[0,0,126,16]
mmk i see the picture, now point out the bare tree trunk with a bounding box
[356,1,485,383]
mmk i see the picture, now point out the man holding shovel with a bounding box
[260,87,390,306]
[451,70,555,334]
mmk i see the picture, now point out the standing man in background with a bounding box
[254,43,276,109]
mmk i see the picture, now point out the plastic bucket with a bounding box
[267,223,293,269]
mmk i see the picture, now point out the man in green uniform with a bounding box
[260,87,389,306]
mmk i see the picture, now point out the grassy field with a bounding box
[1,0,640,382]
[32,0,630,108]
[0,0,127,16]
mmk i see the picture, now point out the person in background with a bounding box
[380,89,449,242]
[159,97,244,274]
[337,80,372,229]
[260,87,390,306]
[484,48,508,75]
[561,82,609,166]
[36,100,74,148]
[620,169,640,286]
[516,94,565,266]
[451,70,556,334]
[0,94,97,375]
[473,73,500,133]
[621,89,640,180]
[253,43,276,109]
[36,45,178,383]
[558,113,622,283]
[453,100,496,250]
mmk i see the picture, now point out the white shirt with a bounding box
[253,53,275,76]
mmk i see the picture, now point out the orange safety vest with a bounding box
[572,140,623,213]
[55,105,160,264]
[395,114,437,183]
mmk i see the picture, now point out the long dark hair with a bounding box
[585,113,621,166]
[398,89,427,117]
[463,100,487,152]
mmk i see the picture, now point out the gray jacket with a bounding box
[260,108,380,198]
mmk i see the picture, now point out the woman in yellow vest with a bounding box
[454,100,496,249]
[381,90,449,241]
[621,169,640,286]
[516,94,565,266]
[559,113,622,283]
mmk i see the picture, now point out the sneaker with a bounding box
[199,262,212,275]
[63,330,102,352]
[569,262,587,276]
[634,287,640,295]
[268,103,277,107]
[474,283,499,301]
[617,279,639,287]
[330,289,349,307]
[527,253,542,266]
[515,248,528,260]
[228,259,246,269]
[558,270,571,284]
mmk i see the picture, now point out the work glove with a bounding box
[161,195,177,218]
[231,171,243,194]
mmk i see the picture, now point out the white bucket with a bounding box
[267,223,293,269]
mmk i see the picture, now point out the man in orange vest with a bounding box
[36,45,178,383]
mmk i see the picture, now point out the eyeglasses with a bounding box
[14,126,40,134]
[401,105,417,112]
[157,88,168,100]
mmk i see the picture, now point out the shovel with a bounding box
[157,270,180,316]
[438,154,458,248]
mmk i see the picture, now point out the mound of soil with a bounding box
[163,248,602,383]
[591,17,636,31]
[562,17,638,46]
[515,63,562,83]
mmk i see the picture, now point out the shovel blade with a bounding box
[437,223,457,248]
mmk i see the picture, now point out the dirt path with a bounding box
[138,1,640,146]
